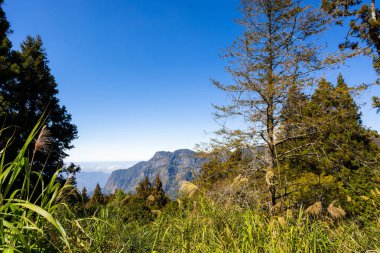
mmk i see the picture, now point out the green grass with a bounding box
[67,197,379,253]
[0,120,74,252]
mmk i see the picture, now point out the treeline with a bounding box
[77,176,171,224]
[195,0,380,224]
[197,75,379,223]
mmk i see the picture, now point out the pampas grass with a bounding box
[30,125,51,171]
[77,195,380,253]
[34,125,51,153]
[0,121,73,252]
[265,170,274,185]
[306,201,322,216]
[327,200,346,220]
[179,181,199,198]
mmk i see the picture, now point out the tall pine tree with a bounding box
[322,0,380,112]
[151,175,168,209]
[0,35,78,185]
[212,0,331,206]
[87,183,104,207]
[279,75,379,214]
[0,0,11,115]
[135,176,152,200]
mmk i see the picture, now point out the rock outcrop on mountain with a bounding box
[103,149,206,197]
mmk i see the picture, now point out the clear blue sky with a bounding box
[3,0,379,162]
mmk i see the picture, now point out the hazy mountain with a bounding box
[103,149,207,197]
[72,161,139,192]
[76,171,110,192]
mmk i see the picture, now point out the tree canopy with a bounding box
[212,0,332,206]
[0,1,78,187]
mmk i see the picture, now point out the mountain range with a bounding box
[76,171,110,192]
[103,149,207,197]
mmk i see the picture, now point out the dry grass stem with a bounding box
[306,201,322,216]
[327,200,346,220]
[265,171,274,186]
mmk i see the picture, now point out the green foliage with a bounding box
[279,75,380,219]
[136,176,153,200]
[81,187,89,204]
[150,175,169,209]
[0,120,75,252]
[285,76,376,173]
[198,148,248,190]
[1,36,78,184]
[373,96,380,112]
[322,0,380,74]
[0,1,378,252]
[0,0,12,89]
[0,1,78,188]
[65,194,380,252]
[121,195,156,224]
[87,183,105,208]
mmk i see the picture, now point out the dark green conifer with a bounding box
[81,187,89,204]
[373,96,380,113]
[0,0,12,115]
[87,183,104,207]
[135,176,152,200]
[151,175,168,209]
[0,36,78,186]
[280,75,379,216]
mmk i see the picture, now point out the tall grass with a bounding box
[1,121,378,252]
[149,198,379,253]
[71,195,379,253]
[0,121,74,252]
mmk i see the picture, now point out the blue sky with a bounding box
[3,0,379,162]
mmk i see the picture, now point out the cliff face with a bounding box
[103,149,206,197]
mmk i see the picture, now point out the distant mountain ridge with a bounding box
[76,171,110,193]
[103,149,207,197]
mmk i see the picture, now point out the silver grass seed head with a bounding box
[34,125,52,153]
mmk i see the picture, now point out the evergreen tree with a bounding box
[279,75,380,214]
[309,76,375,172]
[135,176,152,200]
[64,162,81,186]
[87,183,104,207]
[0,0,11,79]
[373,96,380,113]
[322,0,380,73]
[283,75,378,173]
[151,175,168,209]
[81,187,89,204]
[212,0,330,206]
[322,0,380,108]
[0,35,78,186]
[0,0,11,115]
[198,148,247,190]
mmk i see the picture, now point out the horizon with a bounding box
[4,0,380,162]
[73,148,198,172]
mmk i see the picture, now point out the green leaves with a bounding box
[0,119,74,252]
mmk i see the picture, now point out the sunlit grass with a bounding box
[0,120,74,252]
[0,121,378,252]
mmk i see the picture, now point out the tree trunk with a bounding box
[371,0,376,20]
[267,3,277,207]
